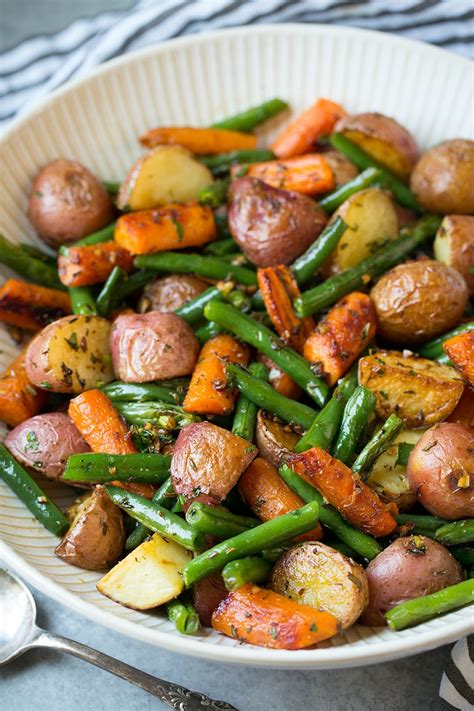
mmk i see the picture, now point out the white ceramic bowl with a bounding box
[0,24,473,669]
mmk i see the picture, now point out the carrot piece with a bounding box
[0,279,71,331]
[0,348,46,427]
[238,458,323,541]
[443,331,474,386]
[258,265,314,353]
[114,203,216,255]
[212,583,339,649]
[257,354,302,399]
[183,334,249,416]
[289,447,398,537]
[303,292,377,386]
[69,389,137,455]
[272,98,347,159]
[58,241,134,288]
[234,154,335,196]
[447,386,474,430]
[139,126,257,154]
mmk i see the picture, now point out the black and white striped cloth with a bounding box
[0,0,473,707]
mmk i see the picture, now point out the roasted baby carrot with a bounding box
[68,390,156,497]
[0,279,71,331]
[211,583,339,649]
[58,242,134,287]
[443,331,474,386]
[257,265,314,353]
[272,98,347,159]
[238,458,323,541]
[114,203,216,255]
[139,126,257,154]
[0,348,46,427]
[235,154,335,196]
[288,447,398,537]
[257,355,302,400]
[183,334,249,416]
[303,292,377,386]
[69,389,137,455]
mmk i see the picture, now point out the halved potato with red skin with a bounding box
[335,112,419,179]
[55,486,124,571]
[434,215,474,295]
[361,536,463,626]
[269,542,369,629]
[406,422,474,520]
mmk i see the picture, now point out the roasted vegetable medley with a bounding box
[0,97,473,649]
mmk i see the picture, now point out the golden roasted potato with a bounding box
[117,146,213,210]
[254,410,300,469]
[324,188,399,275]
[434,215,474,295]
[55,486,124,571]
[25,315,114,393]
[322,149,359,187]
[366,429,426,511]
[97,533,191,609]
[269,542,369,629]
[370,259,468,345]
[335,112,419,179]
[28,159,114,248]
[358,351,464,427]
[410,139,474,214]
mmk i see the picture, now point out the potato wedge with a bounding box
[254,410,300,469]
[366,429,426,511]
[97,533,192,610]
[25,315,114,393]
[324,189,399,275]
[269,542,369,629]
[434,215,474,295]
[117,146,213,210]
[55,486,124,571]
[358,351,464,427]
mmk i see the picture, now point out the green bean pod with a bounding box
[175,283,232,324]
[96,266,125,316]
[211,98,288,131]
[62,453,171,484]
[0,233,64,290]
[69,286,98,315]
[206,301,329,407]
[385,579,474,631]
[291,217,347,287]
[166,598,201,634]
[352,414,404,480]
[201,149,275,175]
[101,379,189,404]
[435,520,474,546]
[395,513,447,532]
[198,178,230,208]
[279,464,381,560]
[114,401,200,430]
[331,386,376,464]
[114,270,154,302]
[0,444,69,536]
[195,321,223,344]
[125,477,176,550]
[135,252,257,287]
[318,167,383,213]
[185,502,259,538]
[231,362,268,440]
[222,557,272,591]
[203,238,239,256]
[105,485,204,551]
[182,501,319,586]
[417,322,474,359]
[449,546,474,567]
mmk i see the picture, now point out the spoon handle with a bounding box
[29,628,237,710]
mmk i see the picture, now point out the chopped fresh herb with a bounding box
[230,624,239,639]
[39,381,52,389]
[171,216,184,242]
[24,430,40,452]
[269,625,279,640]
[309,622,318,633]
[65,332,79,351]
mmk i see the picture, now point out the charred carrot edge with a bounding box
[68,389,137,455]
[0,279,71,331]
[114,203,216,256]
[443,331,474,386]
[272,98,347,159]
[211,583,339,649]
[58,241,134,287]
[257,265,314,353]
[289,447,398,537]
[0,348,46,427]
[183,334,250,416]
[235,154,335,196]
[238,458,323,541]
[303,292,377,386]
[139,126,257,154]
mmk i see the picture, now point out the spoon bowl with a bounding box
[0,568,38,665]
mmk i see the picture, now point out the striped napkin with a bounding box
[0,1,472,707]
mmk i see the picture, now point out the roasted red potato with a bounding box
[138,274,208,313]
[171,421,257,504]
[0,279,71,331]
[212,583,340,649]
[361,536,463,626]
[110,312,199,382]
[434,215,474,295]
[303,292,377,386]
[238,457,323,541]
[288,447,398,537]
[228,178,327,267]
[254,410,300,469]
[407,422,474,520]
[58,241,134,288]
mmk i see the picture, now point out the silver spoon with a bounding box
[0,568,237,710]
